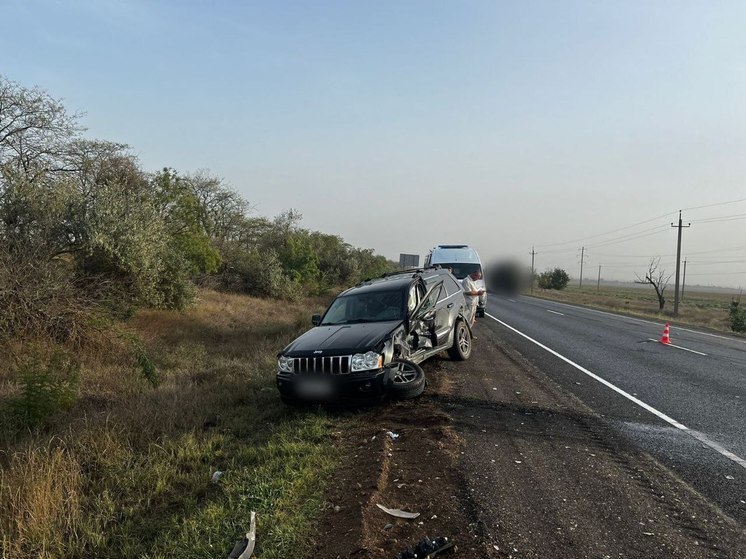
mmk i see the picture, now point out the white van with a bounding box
[424,245,486,317]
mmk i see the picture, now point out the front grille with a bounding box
[293,355,351,375]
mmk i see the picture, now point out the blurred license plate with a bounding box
[296,378,334,398]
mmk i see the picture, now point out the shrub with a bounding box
[729,301,746,333]
[537,268,570,290]
[10,351,80,425]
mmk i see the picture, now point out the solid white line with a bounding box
[518,296,746,344]
[688,431,746,468]
[507,298,516,303]
[546,309,565,316]
[646,339,708,356]
[485,312,746,470]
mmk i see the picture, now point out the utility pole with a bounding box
[529,247,537,293]
[578,246,587,289]
[681,258,687,301]
[671,210,691,317]
[597,265,601,292]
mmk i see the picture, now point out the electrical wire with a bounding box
[535,211,676,249]
[682,197,746,211]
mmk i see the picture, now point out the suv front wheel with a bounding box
[448,320,472,361]
[389,360,425,399]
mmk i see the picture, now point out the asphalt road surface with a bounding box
[483,294,746,524]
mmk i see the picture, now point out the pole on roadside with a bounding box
[671,210,691,317]
[579,246,587,289]
[530,247,536,293]
[681,258,687,301]
[597,265,601,292]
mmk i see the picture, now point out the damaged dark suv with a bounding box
[276,268,473,404]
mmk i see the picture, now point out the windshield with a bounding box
[441,263,482,280]
[321,289,405,325]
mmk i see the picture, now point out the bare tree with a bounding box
[635,258,672,311]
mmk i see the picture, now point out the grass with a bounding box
[0,289,342,559]
[528,284,742,333]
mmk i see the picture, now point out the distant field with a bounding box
[528,284,741,333]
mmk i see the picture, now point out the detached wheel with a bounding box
[389,360,425,400]
[448,320,472,361]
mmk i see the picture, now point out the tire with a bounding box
[448,319,472,361]
[388,360,425,400]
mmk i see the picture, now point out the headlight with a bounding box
[278,356,295,373]
[351,351,383,372]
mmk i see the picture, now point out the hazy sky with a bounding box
[3,0,745,287]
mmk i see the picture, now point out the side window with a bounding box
[444,276,461,297]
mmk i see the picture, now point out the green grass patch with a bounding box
[0,290,343,559]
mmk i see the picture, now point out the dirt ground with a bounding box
[313,325,745,559]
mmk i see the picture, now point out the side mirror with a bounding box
[311,314,322,326]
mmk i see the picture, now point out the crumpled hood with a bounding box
[281,320,402,356]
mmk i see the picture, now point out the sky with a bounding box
[2,0,745,287]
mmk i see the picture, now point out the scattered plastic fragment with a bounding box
[211,471,224,483]
[384,523,394,530]
[387,431,400,440]
[642,532,654,536]
[725,475,735,480]
[394,536,453,559]
[514,460,522,464]
[227,511,256,559]
[376,503,420,519]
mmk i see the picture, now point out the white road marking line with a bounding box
[546,309,564,316]
[646,339,708,356]
[518,296,746,344]
[485,312,746,470]
[507,298,516,303]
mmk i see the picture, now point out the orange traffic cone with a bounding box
[659,323,672,345]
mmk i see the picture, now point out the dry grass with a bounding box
[0,289,340,559]
[529,285,741,333]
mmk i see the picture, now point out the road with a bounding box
[314,295,746,558]
[482,293,746,523]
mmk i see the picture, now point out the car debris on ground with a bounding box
[394,536,453,559]
[376,503,420,519]
[227,511,256,559]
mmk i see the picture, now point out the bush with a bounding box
[537,268,570,290]
[730,301,746,333]
[10,351,80,426]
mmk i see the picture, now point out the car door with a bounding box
[439,275,464,343]
[410,280,447,349]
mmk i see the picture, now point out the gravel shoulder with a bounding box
[313,324,745,558]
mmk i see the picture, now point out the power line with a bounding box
[536,211,676,249]
[535,197,746,253]
[687,270,746,276]
[686,244,746,255]
[691,214,746,224]
[584,226,671,249]
[686,259,746,265]
[682,197,746,211]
